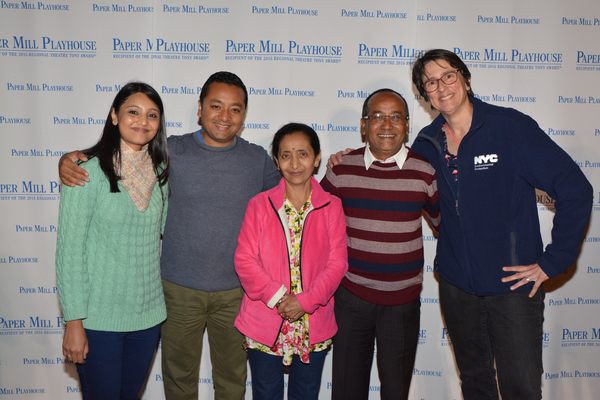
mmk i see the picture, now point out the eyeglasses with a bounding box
[362,113,408,125]
[421,70,459,93]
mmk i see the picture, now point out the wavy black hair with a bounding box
[83,82,169,193]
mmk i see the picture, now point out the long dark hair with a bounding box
[83,82,169,193]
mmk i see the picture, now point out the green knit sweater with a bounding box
[56,157,168,332]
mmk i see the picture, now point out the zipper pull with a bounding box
[455,199,459,216]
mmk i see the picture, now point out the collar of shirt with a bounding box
[196,129,205,143]
[364,143,408,170]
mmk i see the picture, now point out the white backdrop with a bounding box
[1,1,599,399]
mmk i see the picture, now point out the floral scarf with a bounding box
[115,140,156,212]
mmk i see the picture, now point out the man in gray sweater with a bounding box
[59,72,281,400]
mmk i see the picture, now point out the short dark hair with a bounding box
[361,88,409,119]
[84,82,169,192]
[412,49,475,102]
[199,71,248,108]
[271,123,321,160]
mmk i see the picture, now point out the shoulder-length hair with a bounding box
[83,82,170,193]
[412,49,475,103]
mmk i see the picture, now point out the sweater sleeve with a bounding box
[320,166,339,196]
[262,152,281,191]
[295,197,348,314]
[161,183,169,235]
[55,160,101,322]
[423,172,441,233]
[515,117,593,278]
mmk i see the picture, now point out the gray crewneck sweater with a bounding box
[161,132,280,291]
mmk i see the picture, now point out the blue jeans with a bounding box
[248,349,327,400]
[76,324,161,400]
[439,277,544,400]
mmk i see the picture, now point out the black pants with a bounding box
[439,277,544,400]
[331,286,420,400]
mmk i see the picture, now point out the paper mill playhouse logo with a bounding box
[1,35,96,58]
[112,37,209,60]
[225,38,342,64]
[0,181,61,201]
[452,46,562,71]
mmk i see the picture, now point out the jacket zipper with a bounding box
[269,198,288,348]
[417,130,477,292]
[417,132,460,215]
[297,201,329,293]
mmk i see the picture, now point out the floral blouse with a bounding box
[246,193,332,365]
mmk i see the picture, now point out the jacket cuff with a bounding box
[267,285,287,309]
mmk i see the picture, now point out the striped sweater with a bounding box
[321,147,440,305]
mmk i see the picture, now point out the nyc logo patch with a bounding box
[474,154,498,170]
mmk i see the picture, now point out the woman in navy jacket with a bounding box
[411,49,592,400]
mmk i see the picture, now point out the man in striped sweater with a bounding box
[321,88,440,400]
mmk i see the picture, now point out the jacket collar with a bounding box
[469,96,485,132]
[417,96,485,141]
[269,176,330,210]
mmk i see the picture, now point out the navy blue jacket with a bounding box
[412,97,592,296]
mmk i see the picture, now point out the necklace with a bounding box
[444,123,460,145]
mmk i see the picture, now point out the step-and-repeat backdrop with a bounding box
[1,1,599,399]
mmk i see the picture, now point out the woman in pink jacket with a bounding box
[234,123,348,400]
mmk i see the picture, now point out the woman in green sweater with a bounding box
[55,82,170,400]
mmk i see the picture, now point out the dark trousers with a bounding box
[248,349,327,400]
[76,324,161,400]
[332,286,420,400]
[439,277,544,400]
